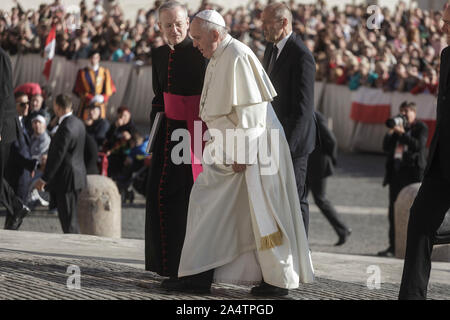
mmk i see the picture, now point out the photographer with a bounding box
[378,101,428,257]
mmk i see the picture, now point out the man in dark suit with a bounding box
[6,92,39,203]
[398,6,450,300]
[262,2,318,235]
[307,111,352,246]
[0,47,31,230]
[379,102,428,258]
[35,94,87,234]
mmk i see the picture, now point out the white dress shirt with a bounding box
[58,111,73,126]
[274,31,293,60]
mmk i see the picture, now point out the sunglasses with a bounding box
[18,102,29,107]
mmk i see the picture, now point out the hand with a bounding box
[232,163,247,173]
[35,179,46,192]
[393,125,405,135]
[122,131,132,141]
[90,94,104,105]
[40,154,47,172]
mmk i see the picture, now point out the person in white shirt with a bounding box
[28,115,51,207]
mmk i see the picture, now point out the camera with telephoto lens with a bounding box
[385,114,408,129]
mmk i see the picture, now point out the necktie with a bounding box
[267,45,279,75]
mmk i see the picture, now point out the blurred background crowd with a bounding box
[0,0,446,94]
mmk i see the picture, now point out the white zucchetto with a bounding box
[195,10,226,28]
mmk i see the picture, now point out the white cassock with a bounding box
[178,34,314,289]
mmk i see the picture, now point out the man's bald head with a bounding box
[262,2,292,43]
[264,2,292,26]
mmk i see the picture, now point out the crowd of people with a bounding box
[0,0,447,94]
[7,81,149,210]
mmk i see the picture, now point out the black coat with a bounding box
[103,120,136,152]
[426,46,450,181]
[307,111,337,180]
[86,118,110,148]
[0,47,17,145]
[42,114,87,192]
[5,118,37,199]
[263,32,318,158]
[382,120,428,186]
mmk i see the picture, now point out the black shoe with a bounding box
[160,277,179,289]
[161,277,211,294]
[250,281,289,297]
[4,204,31,230]
[377,247,395,257]
[126,190,134,204]
[335,228,352,246]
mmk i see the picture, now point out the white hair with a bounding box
[195,17,228,39]
[158,1,188,20]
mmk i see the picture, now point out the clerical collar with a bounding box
[274,31,292,59]
[58,111,73,125]
[211,34,232,60]
[168,37,191,51]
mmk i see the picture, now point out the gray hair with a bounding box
[158,1,188,20]
[194,17,228,39]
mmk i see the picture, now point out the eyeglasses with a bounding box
[18,102,29,107]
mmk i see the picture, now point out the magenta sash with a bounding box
[163,92,206,181]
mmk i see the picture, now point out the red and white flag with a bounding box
[350,87,391,123]
[42,25,56,80]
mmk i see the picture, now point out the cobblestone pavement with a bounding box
[1,250,448,300]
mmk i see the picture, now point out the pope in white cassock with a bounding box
[165,10,315,297]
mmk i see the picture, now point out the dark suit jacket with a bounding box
[0,47,17,145]
[263,32,318,158]
[382,120,428,186]
[307,111,337,180]
[426,46,450,181]
[5,118,37,198]
[84,133,99,175]
[43,114,87,193]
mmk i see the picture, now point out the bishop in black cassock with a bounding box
[145,36,207,277]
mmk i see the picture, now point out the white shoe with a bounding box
[29,189,49,207]
[36,193,49,207]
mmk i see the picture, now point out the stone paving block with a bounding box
[0,250,449,300]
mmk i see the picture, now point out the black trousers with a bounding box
[293,156,309,236]
[307,176,348,237]
[55,189,81,234]
[0,142,11,193]
[0,142,23,224]
[398,160,450,300]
